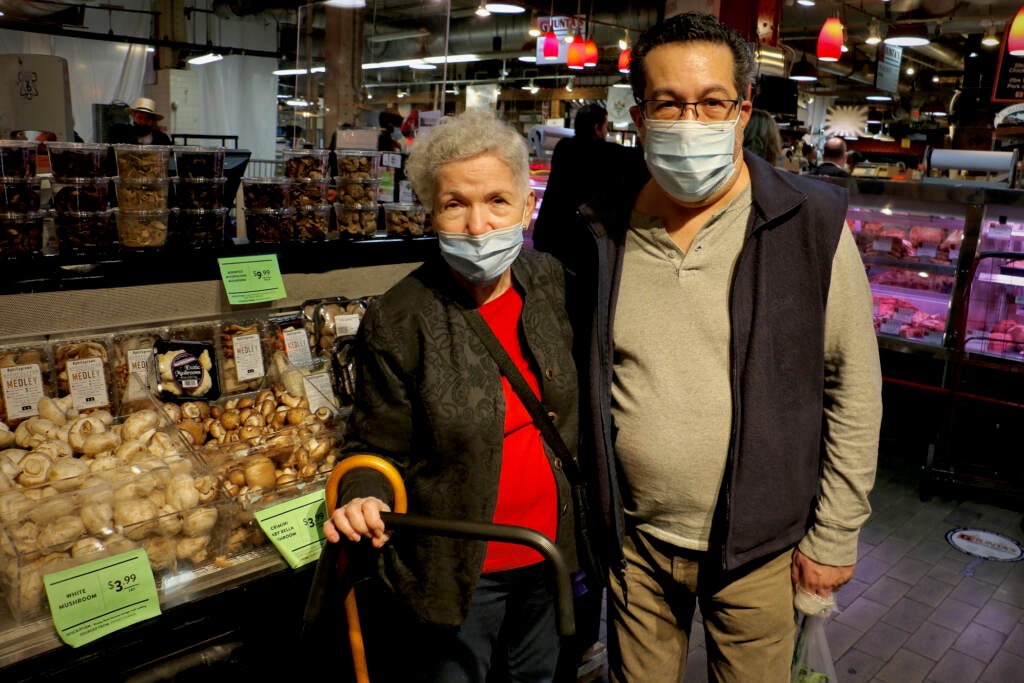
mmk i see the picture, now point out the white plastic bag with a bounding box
[791,614,839,683]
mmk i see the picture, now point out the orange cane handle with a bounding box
[324,454,408,516]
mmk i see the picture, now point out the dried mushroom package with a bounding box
[308,297,367,354]
[112,328,166,414]
[268,310,316,367]
[0,344,54,427]
[218,318,272,395]
[51,337,116,414]
[154,339,220,402]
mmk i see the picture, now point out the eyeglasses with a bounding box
[639,97,741,123]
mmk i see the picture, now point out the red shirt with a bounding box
[479,286,558,573]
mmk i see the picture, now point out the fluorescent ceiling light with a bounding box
[866,94,893,101]
[323,0,367,7]
[274,67,309,76]
[367,29,430,43]
[796,0,815,5]
[423,54,480,64]
[363,54,480,70]
[310,66,326,73]
[410,61,437,70]
[188,53,223,65]
[484,2,526,13]
[145,46,155,53]
[519,54,537,62]
[612,80,631,88]
[285,98,310,107]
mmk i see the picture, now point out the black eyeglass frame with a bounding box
[636,97,743,122]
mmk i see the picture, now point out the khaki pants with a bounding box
[608,528,796,683]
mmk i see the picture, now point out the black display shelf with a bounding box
[0,236,438,294]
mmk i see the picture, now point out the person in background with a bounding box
[563,12,882,682]
[323,109,580,683]
[108,97,171,145]
[532,104,647,278]
[783,146,803,174]
[809,136,851,177]
[800,141,818,173]
[377,110,405,153]
[741,108,783,167]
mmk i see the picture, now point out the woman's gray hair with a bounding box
[404,109,530,213]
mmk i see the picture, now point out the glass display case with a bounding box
[843,182,977,353]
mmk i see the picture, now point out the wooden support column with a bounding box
[324,7,363,132]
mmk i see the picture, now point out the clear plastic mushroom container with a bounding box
[54,210,116,255]
[0,397,222,623]
[172,207,227,248]
[52,178,110,213]
[114,177,171,211]
[113,144,171,179]
[46,142,109,178]
[242,177,292,210]
[333,201,379,240]
[0,211,46,256]
[0,140,38,178]
[335,149,382,181]
[0,179,41,212]
[334,177,380,206]
[383,202,428,237]
[288,178,329,208]
[281,149,330,180]
[116,208,171,249]
[174,145,226,179]
[173,177,226,210]
[244,207,295,243]
[286,204,332,242]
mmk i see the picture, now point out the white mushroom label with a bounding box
[124,348,154,402]
[67,357,111,411]
[232,332,265,382]
[282,327,313,366]
[1,363,44,422]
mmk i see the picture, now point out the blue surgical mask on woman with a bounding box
[643,114,742,204]
[437,210,526,286]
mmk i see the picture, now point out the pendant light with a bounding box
[883,22,930,47]
[542,0,559,58]
[1010,5,1024,55]
[567,31,586,70]
[788,54,818,82]
[618,47,631,73]
[817,17,844,62]
[582,0,597,67]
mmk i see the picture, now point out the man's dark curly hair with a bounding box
[629,12,755,104]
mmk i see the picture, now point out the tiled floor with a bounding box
[581,442,1024,682]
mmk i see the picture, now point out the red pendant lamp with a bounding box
[618,47,631,74]
[1010,5,1024,56]
[817,17,844,62]
[567,32,586,70]
[584,37,598,67]
[542,29,560,58]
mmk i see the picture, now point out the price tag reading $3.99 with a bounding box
[43,548,161,648]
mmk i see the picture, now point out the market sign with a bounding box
[993,27,1024,103]
[875,43,902,94]
[946,528,1024,562]
[535,16,585,66]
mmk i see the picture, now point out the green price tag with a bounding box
[254,489,328,568]
[217,254,287,305]
[43,548,161,648]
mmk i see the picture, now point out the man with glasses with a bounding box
[567,12,882,682]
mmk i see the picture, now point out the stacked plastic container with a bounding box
[46,142,115,256]
[112,144,172,249]
[172,146,228,248]
[242,149,330,243]
[333,149,382,240]
[282,149,331,241]
[0,140,44,257]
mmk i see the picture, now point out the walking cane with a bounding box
[305,454,576,683]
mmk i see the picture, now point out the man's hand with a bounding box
[791,548,855,598]
[322,496,392,548]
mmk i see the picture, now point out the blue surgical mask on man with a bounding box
[643,114,742,204]
[437,208,527,286]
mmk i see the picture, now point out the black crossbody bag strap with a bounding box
[461,308,583,485]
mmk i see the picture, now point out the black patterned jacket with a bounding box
[336,248,579,628]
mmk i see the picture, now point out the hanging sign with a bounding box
[536,16,585,66]
[875,43,902,94]
[217,254,287,305]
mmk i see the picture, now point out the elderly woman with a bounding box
[323,109,579,682]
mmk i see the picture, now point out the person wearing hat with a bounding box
[109,97,171,145]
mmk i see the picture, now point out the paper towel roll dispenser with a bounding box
[923,146,1019,188]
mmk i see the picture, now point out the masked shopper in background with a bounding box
[322,109,579,683]
[561,12,883,682]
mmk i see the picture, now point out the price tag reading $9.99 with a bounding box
[43,548,161,648]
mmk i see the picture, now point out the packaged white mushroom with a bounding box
[0,344,54,428]
[51,337,115,415]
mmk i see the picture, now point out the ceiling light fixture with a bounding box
[188,52,223,65]
[796,0,815,6]
[865,19,882,46]
[323,0,367,7]
[817,17,844,62]
[883,22,930,47]
[618,47,631,74]
[475,1,491,18]
[484,2,525,13]
[567,31,586,70]
[982,25,1001,48]
[584,37,598,67]
[866,93,893,101]
[565,76,573,92]
[274,67,309,76]
[612,78,631,88]
[789,54,818,82]
[905,66,915,75]
[285,98,310,107]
